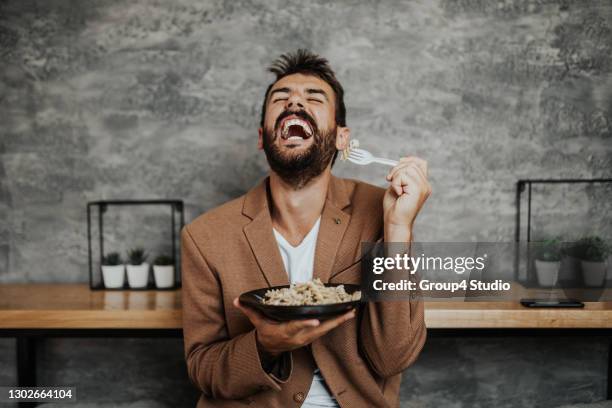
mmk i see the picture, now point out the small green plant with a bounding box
[154,255,174,266]
[102,252,122,266]
[578,236,610,262]
[534,239,561,262]
[127,247,149,265]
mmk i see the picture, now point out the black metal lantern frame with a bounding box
[514,178,612,286]
[87,199,185,290]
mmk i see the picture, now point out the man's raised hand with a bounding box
[383,156,431,233]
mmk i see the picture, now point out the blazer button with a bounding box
[293,391,305,403]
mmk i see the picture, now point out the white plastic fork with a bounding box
[347,148,398,167]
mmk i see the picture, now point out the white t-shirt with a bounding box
[273,217,339,408]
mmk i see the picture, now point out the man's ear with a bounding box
[335,126,350,150]
[258,128,263,150]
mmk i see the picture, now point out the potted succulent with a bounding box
[101,252,125,289]
[153,255,175,289]
[126,247,150,288]
[533,239,561,286]
[578,236,610,287]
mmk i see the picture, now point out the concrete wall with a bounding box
[1,0,611,407]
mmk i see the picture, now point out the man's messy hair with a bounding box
[260,49,347,129]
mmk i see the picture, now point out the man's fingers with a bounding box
[318,309,356,331]
[300,309,356,343]
[400,162,427,185]
[233,297,265,326]
[386,158,415,180]
[285,318,320,335]
[405,164,428,187]
[390,168,416,196]
[387,157,427,182]
[388,163,413,196]
[399,156,428,177]
[387,157,428,182]
[403,164,431,196]
[389,165,429,197]
[387,163,424,192]
[386,161,412,182]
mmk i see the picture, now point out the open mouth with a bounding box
[279,117,314,142]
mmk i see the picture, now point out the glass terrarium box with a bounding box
[515,179,612,302]
[87,200,184,290]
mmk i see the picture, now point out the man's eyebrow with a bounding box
[269,87,290,98]
[306,88,329,100]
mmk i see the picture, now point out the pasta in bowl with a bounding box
[263,278,361,306]
[239,278,361,321]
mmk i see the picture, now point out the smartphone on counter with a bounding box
[520,298,584,308]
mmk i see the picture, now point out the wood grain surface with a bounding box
[0,284,610,329]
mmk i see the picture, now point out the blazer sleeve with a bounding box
[358,242,427,378]
[181,226,290,399]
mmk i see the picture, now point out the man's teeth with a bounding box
[281,118,313,137]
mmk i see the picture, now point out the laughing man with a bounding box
[182,49,430,408]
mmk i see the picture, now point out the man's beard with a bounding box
[262,111,337,190]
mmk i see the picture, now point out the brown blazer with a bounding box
[181,175,426,408]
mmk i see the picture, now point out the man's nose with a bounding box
[286,93,304,110]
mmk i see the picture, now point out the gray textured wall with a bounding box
[1,0,611,407]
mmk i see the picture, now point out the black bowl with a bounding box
[239,283,361,322]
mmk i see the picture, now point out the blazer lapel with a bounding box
[242,175,353,287]
[313,176,352,283]
[242,178,289,288]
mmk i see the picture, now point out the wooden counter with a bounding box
[425,301,612,329]
[1,283,611,329]
[0,284,182,329]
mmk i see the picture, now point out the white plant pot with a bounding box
[535,260,560,287]
[101,265,125,289]
[127,263,150,288]
[153,265,175,289]
[581,260,607,287]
